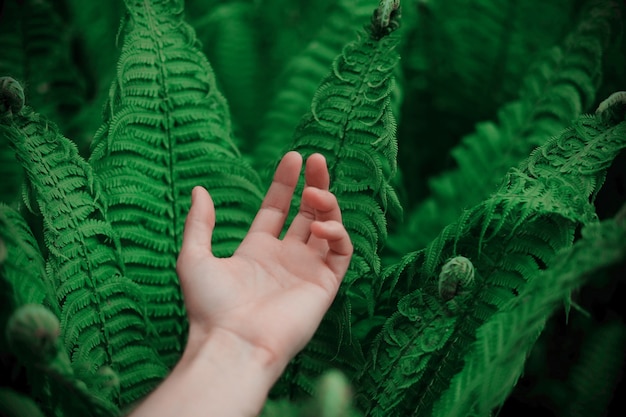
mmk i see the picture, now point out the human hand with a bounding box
[176,151,353,373]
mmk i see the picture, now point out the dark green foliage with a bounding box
[564,320,626,417]
[0,1,25,83]
[396,0,579,204]
[255,0,379,176]
[0,387,47,417]
[63,0,124,150]
[19,0,87,133]
[1,0,626,416]
[388,0,619,255]
[192,1,263,146]
[263,370,363,417]
[358,97,626,417]
[433,205,626,417]
[5,304,119,417]
[0,77,26,204]
[0,203,52,310]
[90,0,264,367]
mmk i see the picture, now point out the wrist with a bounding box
[183,326,287,381]
[130,328,285,417]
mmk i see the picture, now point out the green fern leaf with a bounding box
[389,0,619,255]
[5,106,169,406]
[0,203,54,311]
[89,0,264,366]
[431,206,626,417]
[356,289,459,417]
[282,2,403,396]
[362,98,626,416]
[255,0,380,175]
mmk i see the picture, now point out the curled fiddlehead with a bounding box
[0,76,25,118]
[438,255,475,301]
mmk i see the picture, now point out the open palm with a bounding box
[176,152,353,365]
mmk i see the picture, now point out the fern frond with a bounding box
[361,99,626,416]
[431,207,626,417]
[89,0,264,366]
[255,0,380,175]
[397,0,580,205]
[356,289,459,417]
[564,320,626,417]
[5,106,168,406]
[282,2,402,396]
[389,0,619,255]
[0,203,54,311]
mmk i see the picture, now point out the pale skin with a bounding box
[129,151,353,417]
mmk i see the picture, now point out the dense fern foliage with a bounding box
[89,0,264,367]
[1,0,625,416]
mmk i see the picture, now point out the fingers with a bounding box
[248,151,303,237]
[310,220,353,279]
[181,186,216,255]
[284,153,330,242]
[303,153,330,189]
[302,186,345,254]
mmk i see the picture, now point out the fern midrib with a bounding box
[556,122,617,176]
[73,215,115,363]
[364,304,441,414]
[143,0,181,251]
[326,37,389,185]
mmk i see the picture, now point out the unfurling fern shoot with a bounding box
[6,304,60,364]
[371,0,401,40]
[0,77,25,117]
[438,256,475,301]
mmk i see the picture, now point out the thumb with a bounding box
[181,186,215,255]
